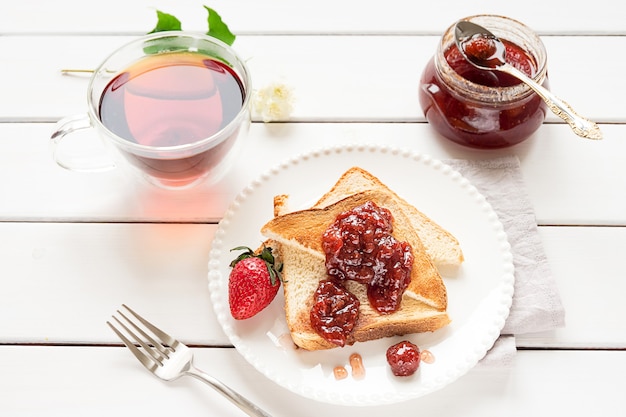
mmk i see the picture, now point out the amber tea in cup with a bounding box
[52,32,251,189]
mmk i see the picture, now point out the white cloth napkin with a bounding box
[445,157,566,366]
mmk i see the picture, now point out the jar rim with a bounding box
[435,14,548,104]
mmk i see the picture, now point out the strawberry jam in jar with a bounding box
[419,15,549,148]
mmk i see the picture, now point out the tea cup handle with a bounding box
[50,114,117,172]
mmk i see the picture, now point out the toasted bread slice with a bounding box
[314,167,463,267]
[262,190,450,350]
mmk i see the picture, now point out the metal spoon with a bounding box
[454,20,602,140]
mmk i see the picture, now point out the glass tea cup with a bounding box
[51,31,251,189]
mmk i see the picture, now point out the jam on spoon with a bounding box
[454,20,602,140]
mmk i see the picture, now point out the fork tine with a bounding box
[108,305,177,368]
[107,319,160,371]
[122,304,178,348]
[115,311,170,361]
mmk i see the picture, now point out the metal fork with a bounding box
[107,304,272,417]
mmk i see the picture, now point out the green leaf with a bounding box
[229,246,254,267]
[149,10,182,34]
[205,6,236,45]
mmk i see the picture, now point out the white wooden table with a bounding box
[1,1,625,415]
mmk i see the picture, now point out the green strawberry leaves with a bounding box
[149,5,236,46]
[230,246,283,285]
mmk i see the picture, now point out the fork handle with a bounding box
[185,366,273,417]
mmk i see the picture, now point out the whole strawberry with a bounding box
[228,246,282,320]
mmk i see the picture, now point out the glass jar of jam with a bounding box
[419,15,549,149]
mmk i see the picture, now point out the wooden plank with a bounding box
[0,123,624,225]
[0,223,224,345]
[1,222,624,349]
[0,35,620,123]
[0,0,623,35]
[0,346,623,416]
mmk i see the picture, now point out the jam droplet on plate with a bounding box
[349,353,366,379]
[333,366,349,380]
[386,340,421,376]
[420,349,436,364]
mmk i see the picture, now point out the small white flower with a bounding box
[253,82,295,122]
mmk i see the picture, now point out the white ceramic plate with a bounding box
[208,144,514,406]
